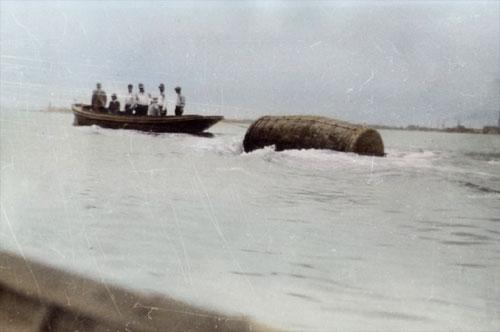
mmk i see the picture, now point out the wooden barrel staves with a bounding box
[243,115,385,156]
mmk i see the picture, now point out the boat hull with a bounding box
[72,104,223,133]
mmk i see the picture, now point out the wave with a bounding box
[235,145,444,176]
[75,124,103,135]
[458,180,500,194]
[463,151,500,162]
[74,124,499,181]
[189,135,244,155]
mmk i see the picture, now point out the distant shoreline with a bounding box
[369,124,500,135]
[44,106,72,113]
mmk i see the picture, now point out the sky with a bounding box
[0,1,499,127]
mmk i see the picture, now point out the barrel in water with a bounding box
[243,116,385,156]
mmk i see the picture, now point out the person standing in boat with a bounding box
[91,83,107,112]
[135,83,150,116]
[124,84,136,115]
[148,97,160,116]
[108,93,120,114]
[158,83,167,116]
[174,86,185,116]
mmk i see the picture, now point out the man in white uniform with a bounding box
[158,83,167,116]
[135,83,150,116]
[124,84,136,115]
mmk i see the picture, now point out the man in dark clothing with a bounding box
[108,93,120,114]
[91,83,107,112]
[135,83,149,116]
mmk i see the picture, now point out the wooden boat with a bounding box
[72,104,223,133]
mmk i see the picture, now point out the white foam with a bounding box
[190,136,243,156]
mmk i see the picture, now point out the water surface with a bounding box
[1,110,499,331]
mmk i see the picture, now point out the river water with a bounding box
[1,110,499,331]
